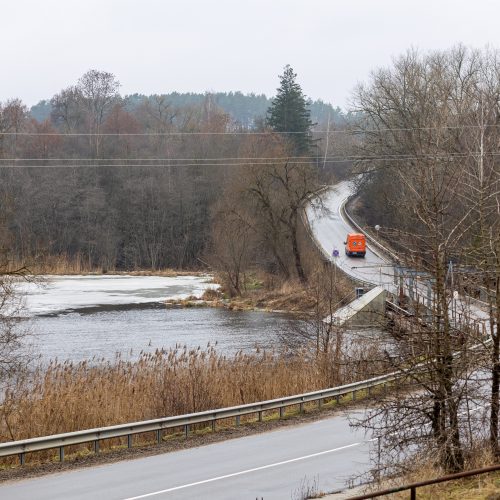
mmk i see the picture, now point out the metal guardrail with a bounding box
[347,463,500,499]
[0,371,400,465]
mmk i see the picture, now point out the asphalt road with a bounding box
[0,414,372,499]
[306,181,394,288]
[308,183,491,329]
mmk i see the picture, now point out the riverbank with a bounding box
[168,270,354,316]
[168,280,319,314]
[17,258,354,316]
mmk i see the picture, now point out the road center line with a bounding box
[121,441,364,499]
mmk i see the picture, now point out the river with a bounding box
[19,275,295,363]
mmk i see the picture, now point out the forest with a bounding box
[0,68,348,274]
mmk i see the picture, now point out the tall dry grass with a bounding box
[11,253,203,276]
[0,343,388,463]
[9,253,106,275]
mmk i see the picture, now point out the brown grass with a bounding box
[365,450,500,499]
[11,253,105,275]
[216,270,353,314]
[9,253,207,276]
[0,344,388,465]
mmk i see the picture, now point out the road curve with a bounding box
[309,182,490,329]
[0,415,372,499]
[306,181,394,288]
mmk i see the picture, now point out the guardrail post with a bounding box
[299,402,304,414]
[184,424,189,438]
[376,435,381,480]
[368,386,372,396]
[19,453,25,466]
[335,395,340,404]
[59,446,64,462]
[410,485,416,500]
[211,419,216,432]
[94,439,99,454]
[156,430,162,444]
[258,411,262,422]
[279,407,284,419]
[127,434,132,449]
[236,415,240,426]
[352,390,356,401]
[318,398,322,409]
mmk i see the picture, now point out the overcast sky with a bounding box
[2,0,500,110]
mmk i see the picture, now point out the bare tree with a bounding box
[455,51,500,454]
[77,70,120,157]
[351,46,500,473]
[238,136,319,282]
[207,197,253,297]
[0,210,30,378]
[50,86,85,133]
[0,99,28,157]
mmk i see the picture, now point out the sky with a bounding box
[1,0,500,110]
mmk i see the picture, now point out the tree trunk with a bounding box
[491,254,500,454]
[289,212,306,283]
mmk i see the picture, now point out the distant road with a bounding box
[306,181,394,288]
[0,414,372,499]
[309,182,491,328]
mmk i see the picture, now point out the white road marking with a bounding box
[121,441,365,499]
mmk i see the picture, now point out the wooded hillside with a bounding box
[0,68,347,274]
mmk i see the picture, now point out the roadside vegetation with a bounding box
[0,335,389,466]
[364,450,500,499]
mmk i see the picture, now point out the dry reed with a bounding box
[0,343,388,464]
[10,253,105,275]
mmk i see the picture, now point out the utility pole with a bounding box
[322,112,331,169]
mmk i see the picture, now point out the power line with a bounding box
[0,151,499,165]
[2,123,500,136]
[0,161,316,169]
[2,153,500,168]
[3,152,500,162]
[0,156,326,162]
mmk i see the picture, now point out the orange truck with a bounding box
[344,233,366,257]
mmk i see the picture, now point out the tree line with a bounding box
[30,91,345,130]
[0,66,343,275]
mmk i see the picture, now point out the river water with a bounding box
[19,275,295,363]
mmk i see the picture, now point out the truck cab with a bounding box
[344,233,366,257]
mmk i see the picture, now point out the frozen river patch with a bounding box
[19,274,217,316]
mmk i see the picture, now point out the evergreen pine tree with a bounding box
[266,65,313,154]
